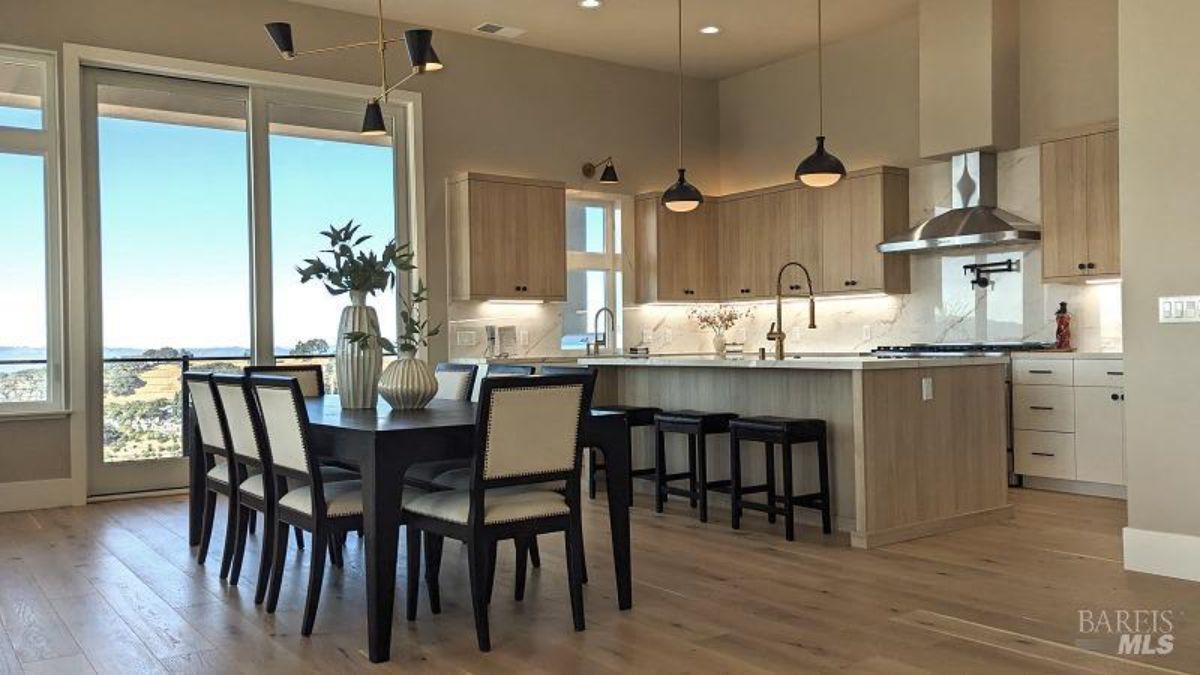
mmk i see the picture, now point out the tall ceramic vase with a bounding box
[335,291,382,409]
[379,351,439,410]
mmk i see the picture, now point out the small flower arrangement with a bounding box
[687,304,752,336]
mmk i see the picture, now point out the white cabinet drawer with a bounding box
[1013,359,1073,386]
[1074,359,1125,387]
[1015,430,1076,480]
[1013,385,1075,432]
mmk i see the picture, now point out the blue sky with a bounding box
[0,103,398,354]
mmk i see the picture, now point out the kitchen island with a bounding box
[579,354,1011,548]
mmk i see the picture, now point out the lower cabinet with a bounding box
[1012,357,1125,486]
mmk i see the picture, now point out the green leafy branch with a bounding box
[296,220,415,296]
[344,280,441,355]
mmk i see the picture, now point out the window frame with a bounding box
[0,46,64,416]
[563,193,624,350]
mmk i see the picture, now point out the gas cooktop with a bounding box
[871,342,1054,358]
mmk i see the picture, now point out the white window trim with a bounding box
[0,46,64,417]
[565,193,624,350]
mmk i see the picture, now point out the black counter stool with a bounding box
[589,404,661,503]
[728,416,831,540]
[653,410,738,522]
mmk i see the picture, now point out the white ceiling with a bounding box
[290,0,917,80]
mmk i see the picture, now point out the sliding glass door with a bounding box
[82,70,410,496]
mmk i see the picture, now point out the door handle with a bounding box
[1029,406,1054,411]
[1031,451,1055,457]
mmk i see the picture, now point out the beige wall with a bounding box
[0,419,70,482]
[1020,0,1118,145]
[0,0,720,486]
[1118,0,1200,539]
[718,17,920,194]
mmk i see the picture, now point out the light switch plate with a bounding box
[921,377,934,401]
[1159,295,1200,323]
[455,330,478,346]
[517,329,529,346]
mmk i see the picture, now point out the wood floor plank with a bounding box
[0,566,80,664]
[19,653,95,675]
[49,592,166,675]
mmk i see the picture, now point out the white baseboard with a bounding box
[0,478,80,513]
[1022,477,1126,500]
[1123,527,1200,582]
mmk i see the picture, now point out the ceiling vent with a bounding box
[474,23,526,39]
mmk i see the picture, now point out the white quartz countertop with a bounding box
[578,354,1010,371]
[1010,351,1123,360]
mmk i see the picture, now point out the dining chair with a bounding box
[244,364,325,397]
[251,374,422,635]
[403,373,594,652]
[402,362,480,492]
[183,371,240,579]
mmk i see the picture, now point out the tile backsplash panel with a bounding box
[448,146,1122,359]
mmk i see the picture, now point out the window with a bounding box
[0,48,61,413]
[561,197,623,350]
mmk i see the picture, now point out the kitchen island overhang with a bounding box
[581,355,1011,548]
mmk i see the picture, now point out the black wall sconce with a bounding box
[581,157,619,184]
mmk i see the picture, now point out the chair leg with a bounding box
[817,435,833,534]
[687,434,698,509]
[423,532,443,614]
[565,519,586,632]
[514,538,529,602]
[228,505,252,586]
[697,433,709,523]
[266,519,290,613]
[328,533,344,569]
[484,540,498,605]
[782,441,795,541]
[731,432,743,530]
[254,507,276,605]
[301,528,328,636]
[467,540,492,652]
[765,442,777,524]
[571,503,589,584]
[528,536,541,568]
[218,492,238,580]
[406,526,421,621]
[294,526,305,550]
[654,429,666,513]
[248,510,256,535]
[196,489,217,565]
[588,447,598,500]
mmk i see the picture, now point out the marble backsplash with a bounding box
[447,145,1123,359]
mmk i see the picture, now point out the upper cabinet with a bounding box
[818,168,910,295]
[634,195,719,303]
[1041,130,1120,281]
[447,173,566,301]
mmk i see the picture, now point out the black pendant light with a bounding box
[662,0,703,213]
[264,0,444,138]
[795,0,845,188]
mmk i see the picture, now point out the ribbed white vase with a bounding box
[379,352,439,410]
[335,291,382,409]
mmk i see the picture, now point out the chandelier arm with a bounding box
[379,70,420,101]
[289,37,402,59]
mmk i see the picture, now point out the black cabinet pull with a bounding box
[1120,394,1126,401]
[1077,263,1086,270]
[1029,405,1054,411]
[843,280,851,286]
[1087,262,1096,269]
[1027,369,1053,374]
[1106,371,1123,376]
[850,280,858,286]
[1110,393,1120,401]
[1031,451,1055,457]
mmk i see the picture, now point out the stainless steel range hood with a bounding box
[878,152,1039,254]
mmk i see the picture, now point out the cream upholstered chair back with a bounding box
[213,374,263,465]
[434,363,478,401]
[250,375,312,477]
[245,364,324,397]
[184,372,225,451]
[476,375,592,482]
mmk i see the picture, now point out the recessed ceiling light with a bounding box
[579,0,602,8]
[699,25,721,35]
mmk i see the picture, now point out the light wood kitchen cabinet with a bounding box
[447,173,566,301]
[818,167,910,294]
[633,194,719,303]
[718,186,805,300]
[1041,130,1120,281]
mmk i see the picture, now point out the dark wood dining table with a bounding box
[187,396,634,663]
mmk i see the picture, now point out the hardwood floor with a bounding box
[0,488,1195,673]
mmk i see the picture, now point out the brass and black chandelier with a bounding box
[265,0,443,136]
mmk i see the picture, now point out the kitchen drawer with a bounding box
[1013,359,1073,386]
[1013,384,1075,432]
[1015,430,1077,480]
[1074,359,1125,387]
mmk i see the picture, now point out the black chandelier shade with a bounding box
[362,100,387,136]
[795,135,846,187]
[405,29,443,73]
[265,22,295,58]
[663,168,703,213]
[599,162,619,184]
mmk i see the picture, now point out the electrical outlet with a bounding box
[921,376,934,401]
[517,329,529,346]
[455,329,478,346]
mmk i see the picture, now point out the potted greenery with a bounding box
[297,221,423,409]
